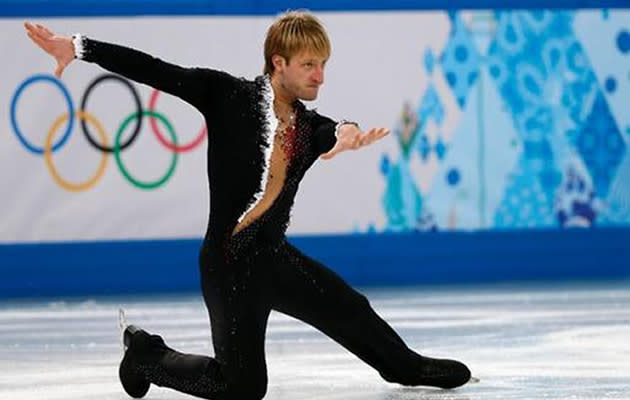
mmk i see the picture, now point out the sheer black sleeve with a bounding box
[73,34,236,112]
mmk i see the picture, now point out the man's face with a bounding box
[275,50,328,101]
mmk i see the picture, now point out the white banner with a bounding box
[1,13,443,242]
[3,10,629,243]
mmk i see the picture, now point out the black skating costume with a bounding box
[73,35,471,400]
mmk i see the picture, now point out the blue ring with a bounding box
[10,74,75,155]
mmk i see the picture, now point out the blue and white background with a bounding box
[1,2,629,297]
[381,10,630,232]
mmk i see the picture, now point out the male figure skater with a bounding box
[25,11,472,400]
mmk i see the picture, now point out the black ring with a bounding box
[80,74,143,153]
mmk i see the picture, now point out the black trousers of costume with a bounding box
[130,232,424,400]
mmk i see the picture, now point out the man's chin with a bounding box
[299,91,319,101]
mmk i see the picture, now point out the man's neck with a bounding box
[270,74,295,115]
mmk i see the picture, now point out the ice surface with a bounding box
[1,282,629,399]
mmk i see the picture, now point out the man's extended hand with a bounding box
[24,22,75,78]
[320,124,390,160]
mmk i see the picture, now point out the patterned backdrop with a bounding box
[380,10,630,232]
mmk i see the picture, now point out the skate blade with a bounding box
[118,308,128,355]
[118,309,127,331]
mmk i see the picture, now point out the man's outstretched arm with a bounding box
[24,22,234,111]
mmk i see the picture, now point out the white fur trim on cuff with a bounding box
[72,33,86,59]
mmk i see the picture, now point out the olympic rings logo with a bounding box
[9,73,207,192]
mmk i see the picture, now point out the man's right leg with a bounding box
[200,245,273,400]
[119,245,272,400]
[120,325,227,399]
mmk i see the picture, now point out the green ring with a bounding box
[114,110,178,190]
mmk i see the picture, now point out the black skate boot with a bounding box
[413,355,473,389]
[381,354,476,389]
[118,309,151,398]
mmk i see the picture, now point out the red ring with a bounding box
[148,89,207,152]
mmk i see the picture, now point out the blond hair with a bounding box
[263,10,331,75]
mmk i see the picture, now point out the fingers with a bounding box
[320,147,339,159]
[26,30,49,51]
[358,127,390,146]
[375,127,391,140]
[24,21,53,40]
[25,22,49,46]
[35,23,54,38]
[54,62,66,78]
[357,130,373,147]
[24,22,39,39]
[320,140,343,160]
[24,22,43,39]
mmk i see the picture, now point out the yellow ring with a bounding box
[44,111,109,192]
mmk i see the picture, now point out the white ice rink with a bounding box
[1,282,629,400]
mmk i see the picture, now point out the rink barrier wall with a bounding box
[2,2,629,299]
[1,0,629,17]
[1,228,629,299]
